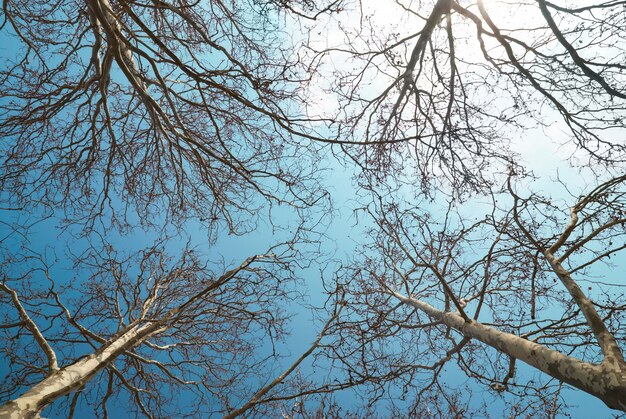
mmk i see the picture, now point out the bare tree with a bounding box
[310,0,626,194]
[330,174,626,413]
[0,0,342,232]
[0,2,349,412]
[3,0,626,416]
[293,2,626,410]
[0,237,349,418]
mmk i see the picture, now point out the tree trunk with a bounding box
[0,322,163,418]
[392,291,626,411]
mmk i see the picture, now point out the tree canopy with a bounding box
[1,0,626,417]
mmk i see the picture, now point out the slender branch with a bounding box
[223,306,341,418]
[0,282,59,374]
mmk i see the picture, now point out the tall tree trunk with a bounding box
[0,322,164,419]
[391,290,626,411]
[0,259,253,418]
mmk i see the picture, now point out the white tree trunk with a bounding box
[0,322,163,419]
[0,259,253,418]
[391,290,626,411]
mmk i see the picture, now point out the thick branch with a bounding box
[543,251,625,365]
[538,0,626,99]
[0,282,59,374]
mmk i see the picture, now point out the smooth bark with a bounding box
[0,323,164,418]
[391,290,626,411]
